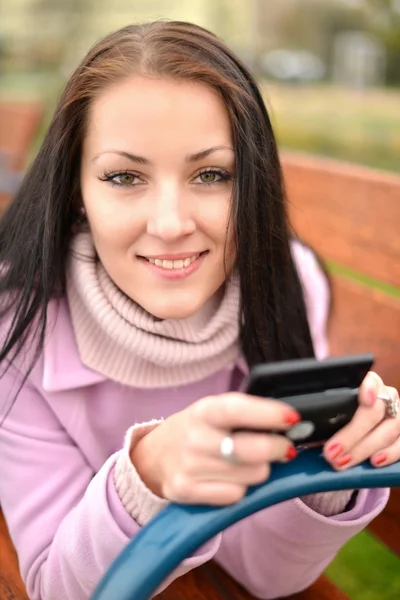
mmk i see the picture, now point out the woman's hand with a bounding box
[130,393,300,505]
[323,372,400,469]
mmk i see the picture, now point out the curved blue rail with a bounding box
[92,448,400,600]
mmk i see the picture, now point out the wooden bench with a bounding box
[1,152,399,599]
[284,151,400,563]
[0,100,44,212]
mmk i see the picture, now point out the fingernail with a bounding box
[286,446,297,461]
[326,442,344,460]
[284,410,301,425]
[337,453,352,467]
[373,453,387,466]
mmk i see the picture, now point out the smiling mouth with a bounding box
[141,252,206,270]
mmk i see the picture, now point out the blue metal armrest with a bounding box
[92,448,400,600]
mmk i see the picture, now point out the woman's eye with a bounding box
[100,172,142,187]
[195,169,231,185]
[199,171,219,184]
[116,173,137,185]
[112,173,139,186]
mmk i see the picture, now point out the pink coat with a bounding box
[0,244,389,599]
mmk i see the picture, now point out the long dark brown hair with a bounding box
[0,20,316,396]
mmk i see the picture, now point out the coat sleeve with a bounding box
[214,487,388,599]
[0,364,220,600]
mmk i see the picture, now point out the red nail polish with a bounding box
[286,446,297,461]
[284,410,301,425]
[326,443,344,460]
[374,453,387,466]
[337,454,352,467]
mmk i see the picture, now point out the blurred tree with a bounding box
[31,0,87,68]
[261,0,365,67]
[257,0,399,85]
[366,0,400,84]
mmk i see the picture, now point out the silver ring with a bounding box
[220,435,237,464]
[377,393,400,419]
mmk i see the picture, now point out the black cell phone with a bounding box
[243,353,374,446]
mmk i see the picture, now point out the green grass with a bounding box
[262,82,400,173]
[325,530,400,600]
[327,261,400,301]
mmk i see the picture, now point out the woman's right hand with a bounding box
[130,393,301,506]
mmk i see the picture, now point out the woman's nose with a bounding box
[146,185,196,241]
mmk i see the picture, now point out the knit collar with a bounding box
[66,233,241,388]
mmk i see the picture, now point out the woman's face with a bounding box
[81,75,236,319]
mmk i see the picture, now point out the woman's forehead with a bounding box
[83,75,233,158]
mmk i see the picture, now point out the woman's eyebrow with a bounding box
[185,146,234,162]
[92,151,150,164]
[92,145,234,165]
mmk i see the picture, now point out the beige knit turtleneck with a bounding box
[66,233,241,388]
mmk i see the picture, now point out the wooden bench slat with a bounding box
[329,276,400,391]
[368,487,400,556]
[283,153,400,288]
[158,560,349,600]
[0,193,13,213]
[0,102,43,171]
[204,561,350,600]
[0,510,28,600]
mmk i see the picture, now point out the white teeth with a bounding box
[147,254,200,269]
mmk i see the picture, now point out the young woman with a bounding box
[0,21,398,600]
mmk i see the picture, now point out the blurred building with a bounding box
[333,31,386,88]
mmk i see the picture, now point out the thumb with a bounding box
[359,371,382,408]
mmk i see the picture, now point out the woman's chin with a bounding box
[144,302,202,320]
[130,286,222,321]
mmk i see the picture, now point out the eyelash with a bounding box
[99,167,233,188]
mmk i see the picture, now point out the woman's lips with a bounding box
[139,251,207,280]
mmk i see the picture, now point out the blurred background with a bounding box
[0,2,399,600]
[1,0,399,172]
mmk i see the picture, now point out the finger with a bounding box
[194,393,300,432]
[188,457,271,486]
[324,386,400,465]
[358,371,383,407]
[221,431,296,464]
[324,400,386,462]
[380,386,399,404]
[186,426,295,466]
[371,436,400,468]
[329,415,400,470]
[212,431,295,465]
[387,386,399,400]
[165,478,247,505]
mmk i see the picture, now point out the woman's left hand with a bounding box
[323,371,400,469]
